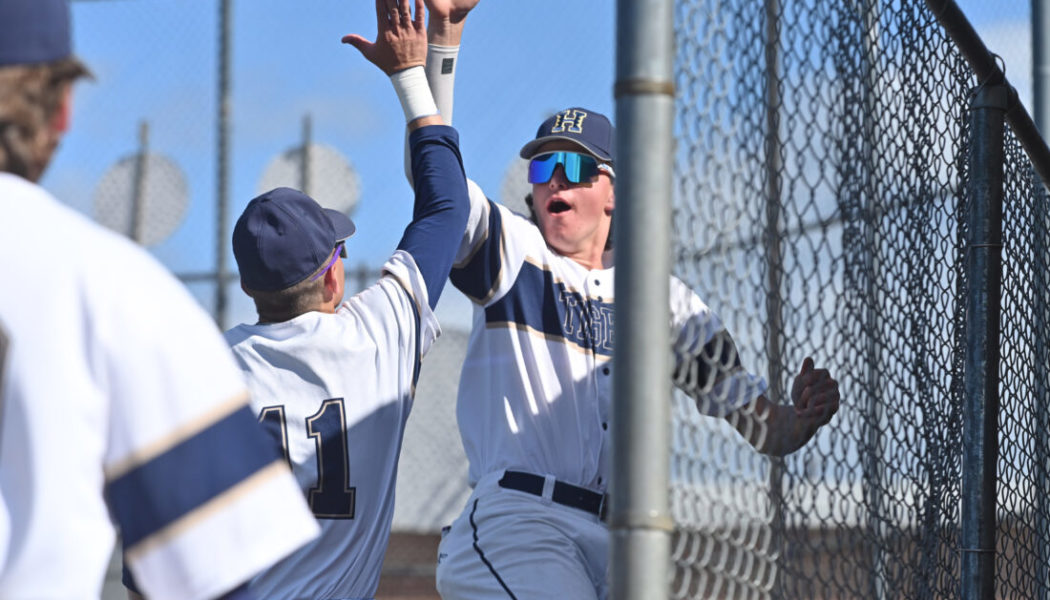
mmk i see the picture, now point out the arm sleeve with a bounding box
[426,43,458,125]
[668,276,767,416]
[396,125,471,309]
[404,43,459,186]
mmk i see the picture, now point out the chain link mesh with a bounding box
[671,0,1049,598]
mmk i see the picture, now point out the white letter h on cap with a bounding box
[551,109,587,134]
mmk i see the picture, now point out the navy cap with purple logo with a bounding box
[518,107,615,163]
[0,0,76,67]
[233,187,356,292]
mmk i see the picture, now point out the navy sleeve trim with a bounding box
[450,198,504,303]
[107,405,282,549]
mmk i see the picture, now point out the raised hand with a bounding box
[789,357,840,427]
[342,0,427,75]
[424,0,480,24]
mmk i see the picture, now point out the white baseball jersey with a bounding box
[0,173,319,600]
[224,250,438,599]
[449,181,769,492]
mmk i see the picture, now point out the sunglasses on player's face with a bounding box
[528,151,606,185]
[309,241,346,281]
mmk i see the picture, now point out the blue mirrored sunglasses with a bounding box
[528,151,605,184]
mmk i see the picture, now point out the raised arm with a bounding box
[394,0,481,185]
[343,0,470,309]
[423,0,480,123]
[343,0,440,130]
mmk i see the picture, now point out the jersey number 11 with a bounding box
[258,398,356,519]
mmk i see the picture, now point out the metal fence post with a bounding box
[612,0,675,598]
[961,83,1007,600]
[1031,4,1050,596]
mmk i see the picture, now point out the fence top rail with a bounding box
[926,0,1050,189]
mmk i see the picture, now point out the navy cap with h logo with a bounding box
[519,107,615,163]
[233,187,356,292]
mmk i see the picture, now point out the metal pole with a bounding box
[131,120,149,245]
[1035,180,1050,600]
[1031,3,1050,595]
[301,113,312,197]
[612,0,675,598]
[961,83,1006,600]
[1035,0,1050,135]
[762,1,787,596]
[215,0,232,329]
[856,2,888,597]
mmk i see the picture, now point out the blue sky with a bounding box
[43,1,1031,331]
[45,0,616,329]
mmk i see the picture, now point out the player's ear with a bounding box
[51,83,74,134]
[322,260,344,304]
[605,187,615,215]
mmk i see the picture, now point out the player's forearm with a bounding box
[427,16,466,46]
[730,396,818,457]
[762,404,820,456]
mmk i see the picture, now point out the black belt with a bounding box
[498,470,607,520]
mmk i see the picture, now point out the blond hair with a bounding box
[0,57,89,181]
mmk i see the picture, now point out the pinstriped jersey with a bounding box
[224,250,438,600]
[0,173,318,600]
[450,181,768,493]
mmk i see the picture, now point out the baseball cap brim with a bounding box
[324,208,356,241]
[519,136,613,162]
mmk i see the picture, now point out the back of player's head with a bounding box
[233,187,356,292]
[518,107,615,163]
[0,0,90,181]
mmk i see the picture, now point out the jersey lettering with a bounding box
[257,405,290,466]
[306,399,356,519]
[486,262,614,357]
[259,398,356,519]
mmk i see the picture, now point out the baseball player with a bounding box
[404,3,843,598]
[0,1,320,598]
[166,2,467,598]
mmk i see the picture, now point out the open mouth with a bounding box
[548,199,571,214]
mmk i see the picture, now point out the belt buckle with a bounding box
[598,493,608,522]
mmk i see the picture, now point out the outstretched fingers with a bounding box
[343,0,427,74]
[414,0,425,29]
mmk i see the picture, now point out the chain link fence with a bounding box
[60,0,1045,598]
[670,0,1049,598]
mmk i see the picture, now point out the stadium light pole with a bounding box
[612,1,675,599]
[215,0,232,329]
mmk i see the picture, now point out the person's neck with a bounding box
[256,303,335,324]
[565,248,614,271]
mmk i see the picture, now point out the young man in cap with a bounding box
[399,2,843,598]
[211,1,469,598]
[0,1,319,598]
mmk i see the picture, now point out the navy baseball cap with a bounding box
[0,0,76,67]
[233,187,356,292]
[518,107,615,163]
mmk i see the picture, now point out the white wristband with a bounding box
[390,66,439,124]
